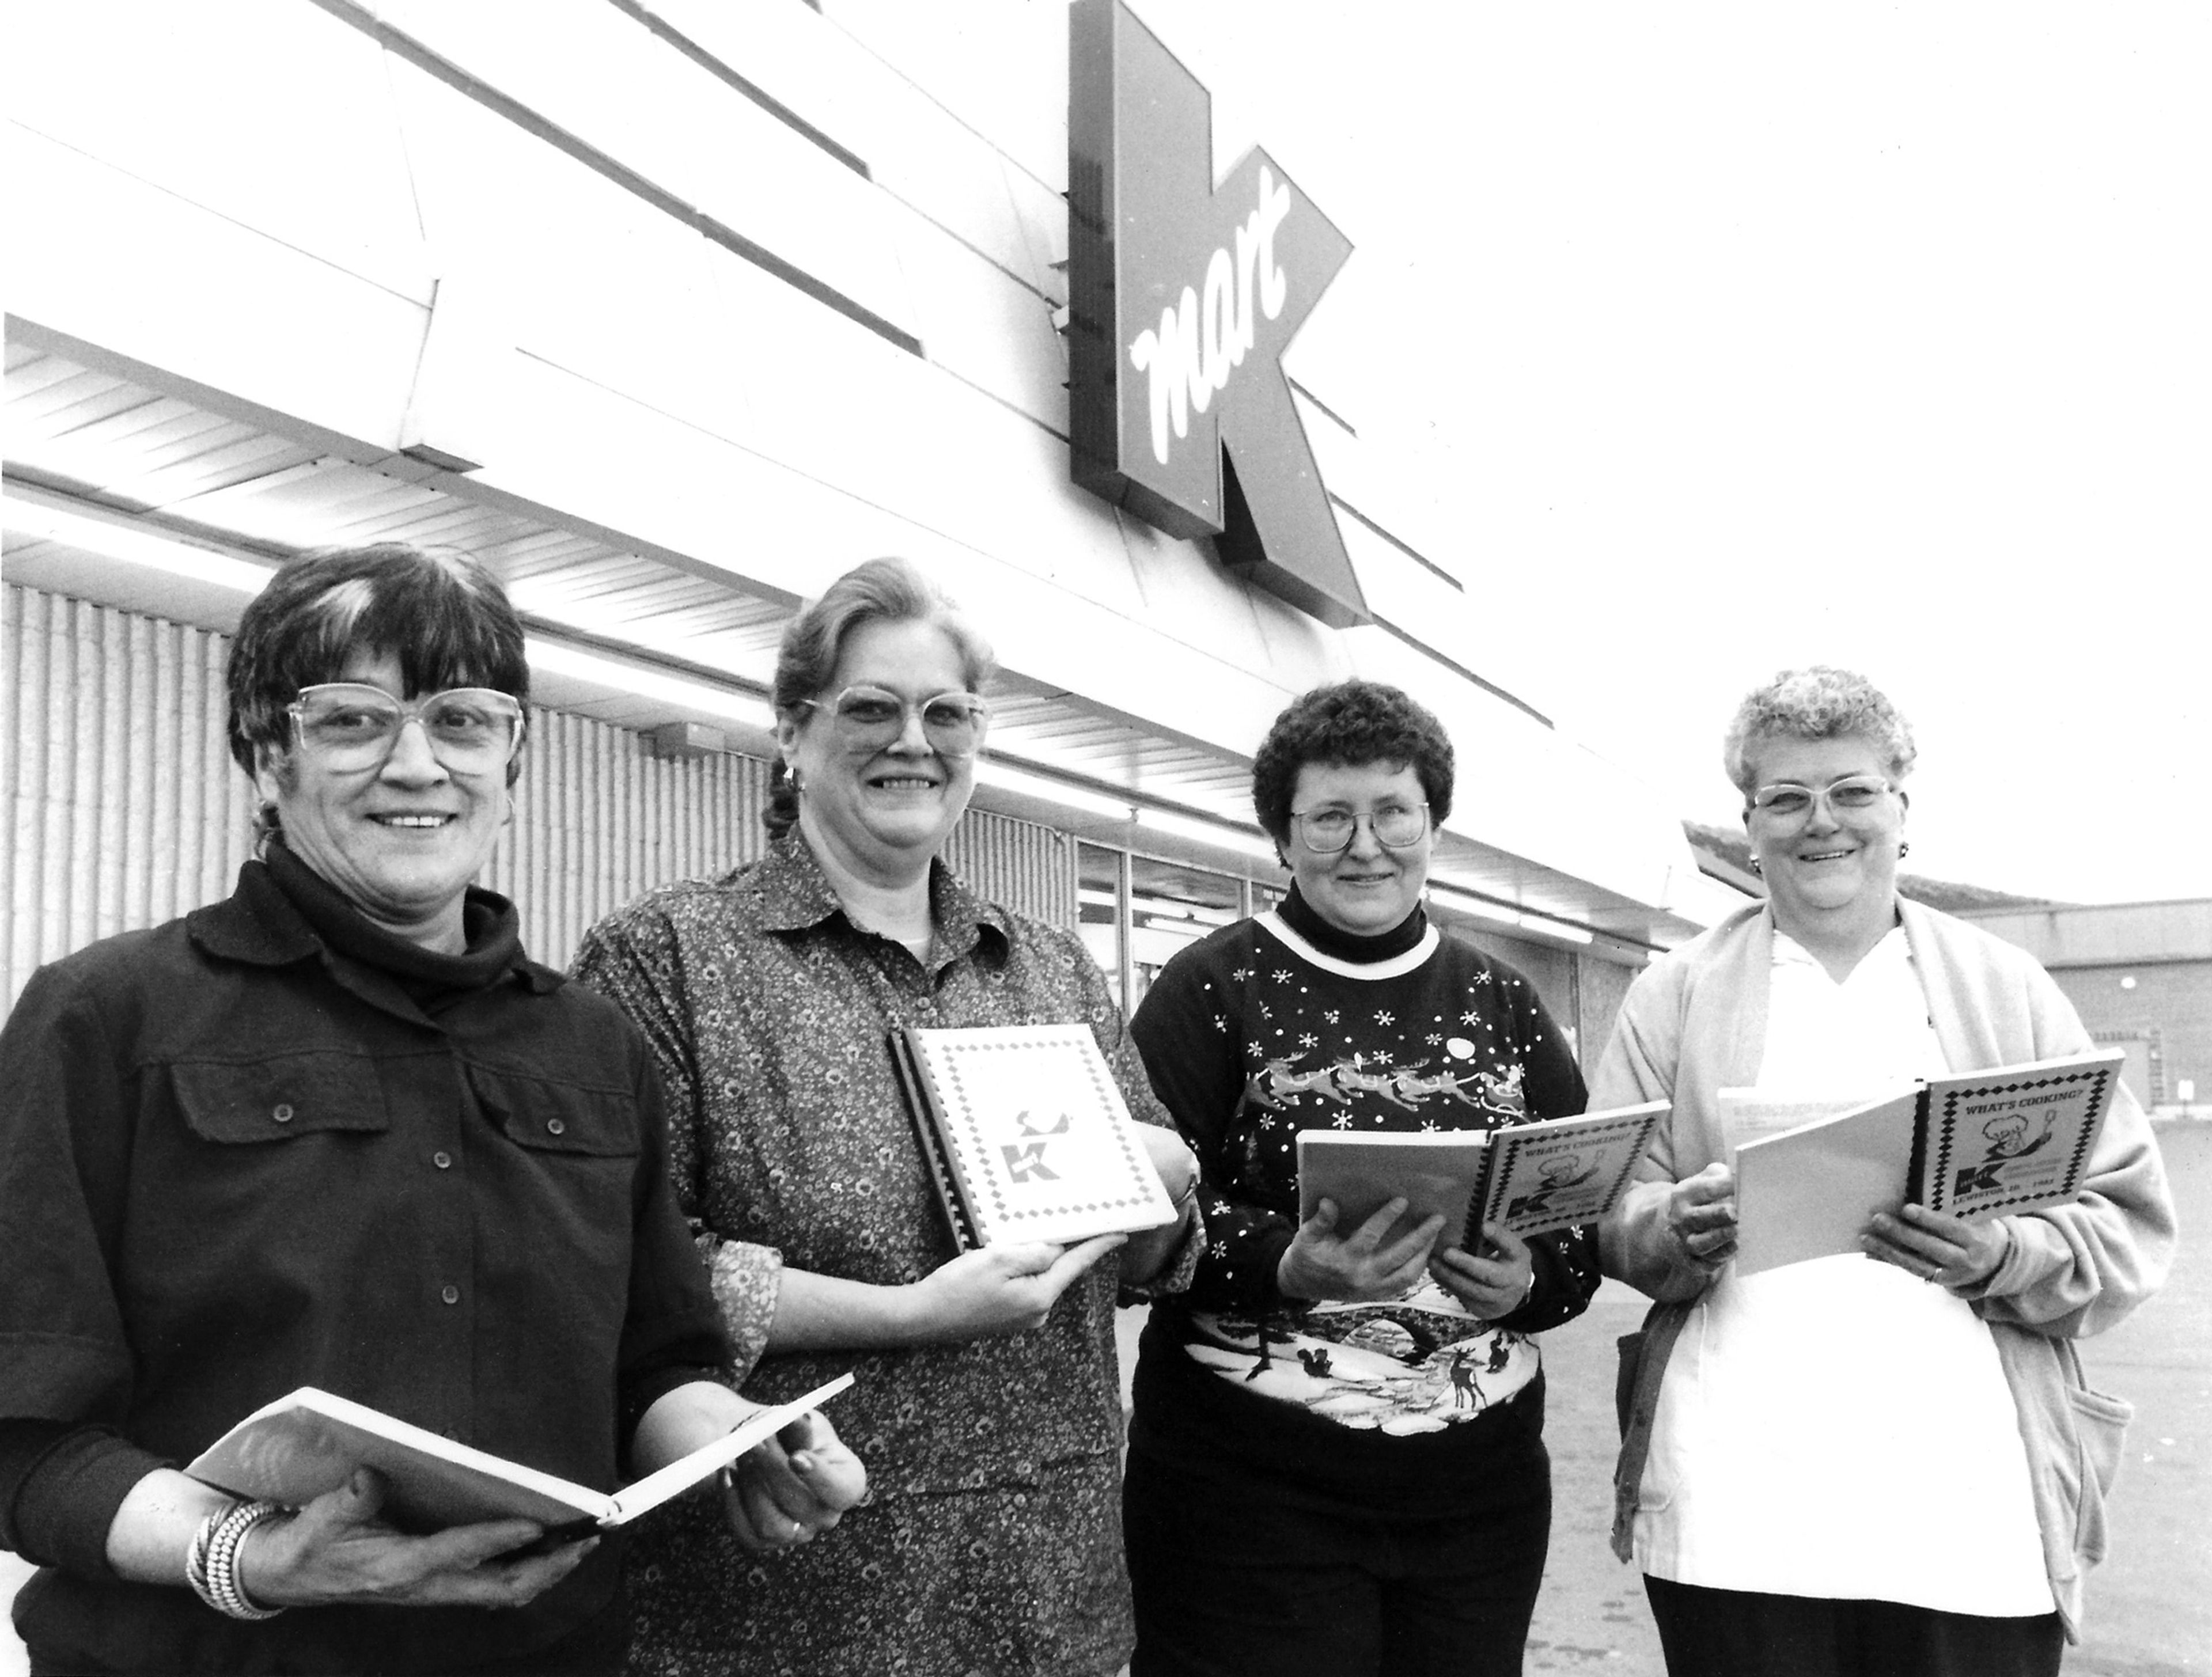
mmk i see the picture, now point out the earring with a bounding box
[1897,840,1911,860]
[1747,856,1762,875]
[789,765,805,796]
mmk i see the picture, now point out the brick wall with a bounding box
[2044,960,2212,1109]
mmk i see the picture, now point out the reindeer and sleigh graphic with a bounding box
[1240,1052,1528,1119]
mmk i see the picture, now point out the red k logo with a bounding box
[1068,0,1366,627]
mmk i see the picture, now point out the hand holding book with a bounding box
[906,1234,1129,1342]
[188,1376,857,1541]
[1860,1201,2010,1291]
[1277,1194,1446,1303]
[717,1407,869,1552]
[1427,1220,1536,1319]
[225,1463,598,1612]
[1664,1162,1741,1278]
[1728,1050,2122,1276]
[1293,1100,1669,1266]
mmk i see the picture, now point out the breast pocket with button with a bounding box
[171,1053,391,1147]
[464,1064,642,1304]
[126,1053,394,1340]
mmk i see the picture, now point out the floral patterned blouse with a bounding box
[571,834,1198,1676]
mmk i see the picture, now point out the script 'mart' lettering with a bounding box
[1067,0,1367,627]
[1128,168,1294,467]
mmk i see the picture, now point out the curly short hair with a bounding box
[766,557,997,834]
[228,543,528,781]
[1721,666,1917,799]
[1251,680,1455,844]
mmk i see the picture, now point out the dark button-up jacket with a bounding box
[0,860,726,1674]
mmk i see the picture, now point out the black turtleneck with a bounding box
[262,838,523,1010]
[1274,881,1428,964]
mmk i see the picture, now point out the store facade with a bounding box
[3,0,1740,1052]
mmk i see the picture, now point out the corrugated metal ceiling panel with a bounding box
[2,347,1257,800]
[2,343,1695,943]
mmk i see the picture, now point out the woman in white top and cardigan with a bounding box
[1595,667,2173,1677]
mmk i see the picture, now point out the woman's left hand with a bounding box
[719,1411,868,1553]
[1862,1204,2011,1292]
[1427,1221,1535,1321]
[1131,1124,1199,1203]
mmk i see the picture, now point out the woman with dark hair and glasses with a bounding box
[1120,678,1600,1677]
[572,556,1202,1676]
[1597,667,2173,1676]
[0,545,863,1676]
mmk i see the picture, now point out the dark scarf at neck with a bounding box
[1276,882,1428,964]
[263,838,522,1005]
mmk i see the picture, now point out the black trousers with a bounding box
[1642,1576,2065,1677]
[1123,1440,1550,1677]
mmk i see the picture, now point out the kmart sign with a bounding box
[1067,0,1367,628]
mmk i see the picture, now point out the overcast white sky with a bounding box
[1156,3,2210,905]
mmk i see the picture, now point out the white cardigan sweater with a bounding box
[1593,898,2176,1638]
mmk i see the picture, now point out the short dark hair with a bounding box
[765,557,995,834]
[227,543,529,781]
[1251,680,1455,844]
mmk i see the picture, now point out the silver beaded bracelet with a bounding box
[185,1498,289,1621]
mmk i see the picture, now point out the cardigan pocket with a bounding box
[1610,1320,1683,1560]
[2064,1380,2132,1570]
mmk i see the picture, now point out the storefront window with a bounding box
[1126,855,1244,1012]
[1077,843,1127,1010]
[1079,843,1272,1015]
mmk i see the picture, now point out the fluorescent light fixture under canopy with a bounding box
[3,488,276,596]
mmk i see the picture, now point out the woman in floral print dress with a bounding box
[573,558,1200,1676]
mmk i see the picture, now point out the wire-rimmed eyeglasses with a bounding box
[1288,802,1430,853]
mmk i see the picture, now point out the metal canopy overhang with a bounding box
[3,331,1711,952]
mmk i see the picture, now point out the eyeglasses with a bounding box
[1748,773,1893,824]
[1289,803,1430,853]
[798,686,990,758]
[287,684,525,773]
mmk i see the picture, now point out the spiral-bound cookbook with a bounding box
[1296,1101,1668,1245]
[890,1023,1179,1249]
[1732,1048,2125,1275]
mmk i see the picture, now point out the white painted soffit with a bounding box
[3,337,1709,946]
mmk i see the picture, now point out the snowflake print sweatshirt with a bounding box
[1125,887,1600,1505]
